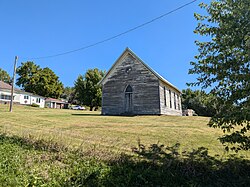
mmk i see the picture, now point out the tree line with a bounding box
[0,64,233,116]
[0,63,105,111]
[181,88,220,117]
[1,63,222,115]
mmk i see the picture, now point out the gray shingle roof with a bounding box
[0,81,12,90]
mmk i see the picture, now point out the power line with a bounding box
[25,0,197,60]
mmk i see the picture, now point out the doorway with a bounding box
[125,85,133,114]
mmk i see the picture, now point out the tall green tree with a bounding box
[182,88,219,117]
[74,75,85,104]
[0,68,11,84]
[16,62,64,98]
[189,0,250,151]
[16,61,40,93]
[74,68,105,111]
[61,86,76,104]
[33,68,64,98]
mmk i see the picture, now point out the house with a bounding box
[45,98,68,109]
[19,92,45,108]
[0,81,45,108]
[99,48,182,116]
[0,81,20,104]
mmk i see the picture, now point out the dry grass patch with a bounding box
[0,104,249,158]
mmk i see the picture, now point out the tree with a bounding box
[74,68,105,111]
[16,62,64,98]
[0,68,11,84]
[33,68,64,98]
[181,88,219,117]
[16,61,40,93]
[61,86,76,104]
[74,75,85,104]
[189,0,250,151]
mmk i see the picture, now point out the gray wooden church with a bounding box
[99,48,182,116]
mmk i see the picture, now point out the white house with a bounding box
[19,92,45,108]
[45,98,68,109]
[0,81,45,108]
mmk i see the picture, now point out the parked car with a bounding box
[71,105,85,110]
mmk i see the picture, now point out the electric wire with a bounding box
[25,0,197,60]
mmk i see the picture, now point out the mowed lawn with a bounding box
[0,104,248,157]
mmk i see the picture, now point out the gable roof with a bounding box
[0,80,45,98]
[0,81,12,90]
[99,47,181,93]
[0,80,22,92]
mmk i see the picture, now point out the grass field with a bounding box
[1,104,250,186]
[0,104,248,158]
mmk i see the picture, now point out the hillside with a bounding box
[1,104,250,186]
[0,104,245,157]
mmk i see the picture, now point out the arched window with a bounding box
[125,85,133,93]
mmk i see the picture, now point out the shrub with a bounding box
[0,134,250,186]
[31,103,40,107]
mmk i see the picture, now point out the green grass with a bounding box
[1,104,250,186]
[0,133,111,186]
[0,104,249,158]
[1,133,250,186]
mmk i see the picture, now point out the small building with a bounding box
[99,48,182,116]
[0,81,45,107]
[45,98,68,109]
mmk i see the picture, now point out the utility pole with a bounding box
[9,56,18,112]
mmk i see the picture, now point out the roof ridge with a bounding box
[125,48,181,92]
[99,48,181,93]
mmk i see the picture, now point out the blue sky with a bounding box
[0,0,210,90]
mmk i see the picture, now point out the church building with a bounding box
[99,48,182,116]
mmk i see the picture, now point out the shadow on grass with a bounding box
[72,113,102,117]
[71,113,136,117]
[98,143,250,186]
[0,133,250,186]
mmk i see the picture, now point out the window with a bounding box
[125,85,133,93]
[178,95,181,110]
[1,94,12,100]
[125,67,132,74]
[169,90,172,108]
[174,92,177,110]
[36,98,41,103]
[24,95,29,99]
[164,87,166,106]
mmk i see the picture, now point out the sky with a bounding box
[0,0,211,90]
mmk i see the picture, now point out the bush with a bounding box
[30,103,40,107]
[0,134,250,186]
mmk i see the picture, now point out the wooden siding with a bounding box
[102,53,160,115]
[159,81,182,116]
